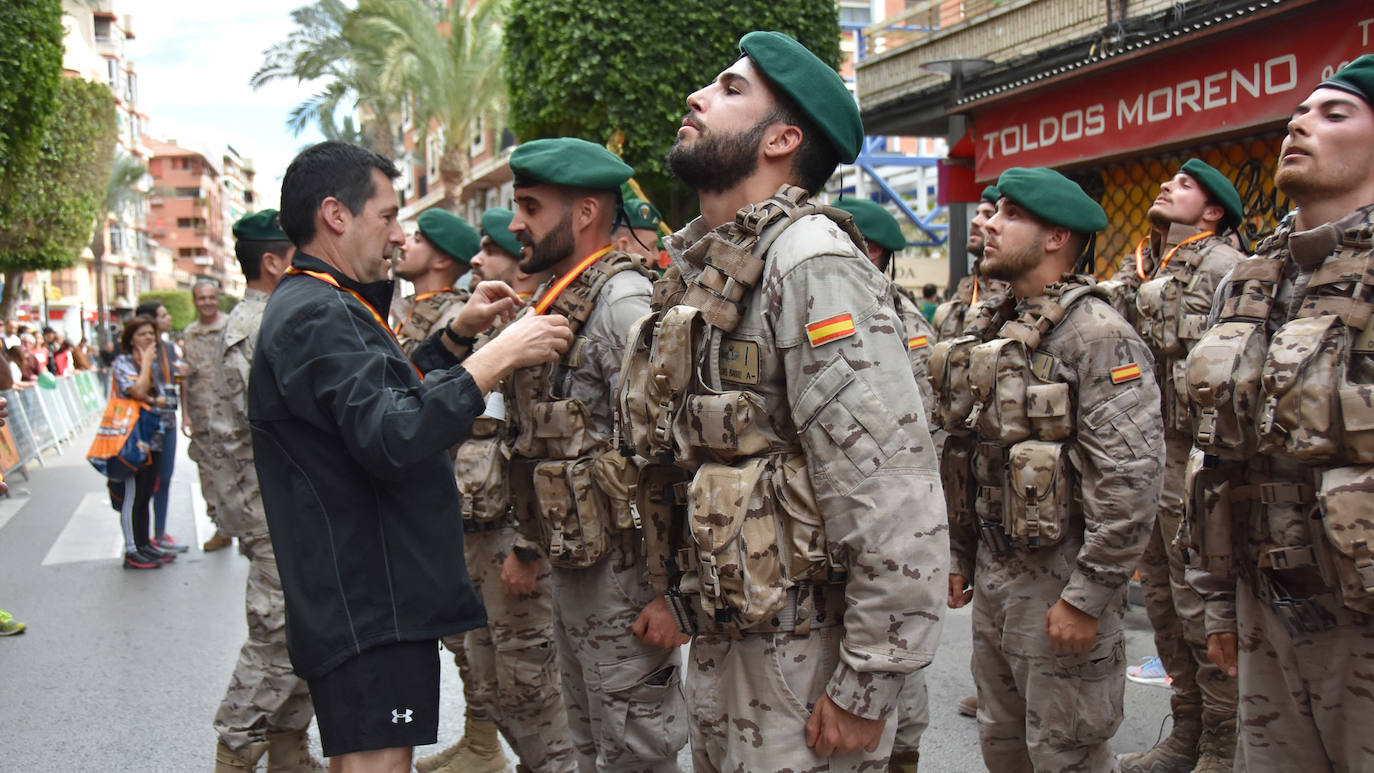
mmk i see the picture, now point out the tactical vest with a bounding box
[454,403,511,528]
[1183,211,1374,620]
[619,185,866,637]
[505,252,651,569]
[394,288,469,353]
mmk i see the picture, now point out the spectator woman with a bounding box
[5,346,35,389]
[113,316,174,569]
[133,301,187,554]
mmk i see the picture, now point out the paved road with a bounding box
[1,423,1176,771]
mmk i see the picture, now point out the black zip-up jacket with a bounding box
[249,252,486,680]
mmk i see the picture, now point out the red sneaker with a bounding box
[153,534,190,553]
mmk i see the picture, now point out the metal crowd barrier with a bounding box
[0,370,106,481]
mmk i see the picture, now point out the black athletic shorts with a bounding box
[307,639,440,757]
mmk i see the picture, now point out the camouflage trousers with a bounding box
[686,624,898,772]
[892,670,930,756]
[1234,576,1374,772]
[213,532,315,751]
[972,537,1126,773]
[451,523,575,773]
[551,537,687,773]
[190,447,222,527]
[1137,431,1236,727]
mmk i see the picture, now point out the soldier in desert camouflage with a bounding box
[933,185,1009,340]
[180,279,232,552]
[949,167,1163,773]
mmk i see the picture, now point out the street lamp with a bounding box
[921,58,995,293]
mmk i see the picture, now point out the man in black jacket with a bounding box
[249,141,572,772]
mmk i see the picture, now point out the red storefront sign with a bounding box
[971,0,1374,181]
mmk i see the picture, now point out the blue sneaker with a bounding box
[1126,656,1172,687]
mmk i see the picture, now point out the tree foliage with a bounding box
[0,0,64,178]
[137,290,195,331]
[502,0,840,223]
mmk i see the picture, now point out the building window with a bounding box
[94,17,112,42]
[106,58,119,89]
[109,224,124,254]
[839,0,873,26]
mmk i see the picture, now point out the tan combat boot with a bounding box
[433,717,508,773]
[1190,717,1236,773]
[215,739,267,772]
[888,748,920,772]
[265,730,326,772]
[1118,707,1202,773]
[415,735,467,773]
[203,531,234,551]
[957,694,978,718]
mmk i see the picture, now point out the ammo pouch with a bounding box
[1183,451,1240,576]
[685,390,772,461]
[1186,321,1266,459]
[1003,440,1075,549]
[1097,275,1139,323]
[455,417,509,523]
[619,306,706,462]
[687,453,827,631]
[1257,314,1374,465]
[932,298,966,340]
[929,335,979,434]
[967,338,1030,443]
[1315,465,1374,615]
[941,434,976,531]
[514,398,601,461]
[532,450,635,569]
[1137,273,1209,358]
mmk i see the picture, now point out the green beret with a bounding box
[739,31,863,164]
[510,137,632,191]
[1180,158,1244,229]
[621,198,662,231]
[995,167,1107,234]
[417,209,479,265]
[981,186,1000,204]
[832,198,905,252]
[232,209,287,241]
[1320,54,1374,106]
[480,207,524,258]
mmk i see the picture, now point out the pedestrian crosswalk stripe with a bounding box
[42,492,123,565]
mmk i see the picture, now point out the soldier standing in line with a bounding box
[180,279,232,552]
[496,137,688,772]
[949,167,1163,773]
[831,195,936,772]
[612,196,664,268]
[1182,55,1374,773]
[1115,159,1243,773]
[209,210,325,773]
[933,185,1008,340]
[622,31,947,772]
[417,206,577,773]
[392,209,474,352]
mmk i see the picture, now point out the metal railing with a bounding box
[860,0,1007,60]
[0,370,107,481]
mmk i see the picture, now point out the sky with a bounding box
[119,0,328,209]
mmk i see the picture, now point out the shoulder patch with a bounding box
[806,313,856,347]
[1111,362,1142,384]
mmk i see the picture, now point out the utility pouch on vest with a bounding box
[1003,440,1074,549]
[619,307,705,462]
[455,432,509,523]
[1184,453,1237,576]
[1315,465,1374,615]
[687,457,788,629]
[941,434,977,530]
[1165,359,1192,435]
[1097,275,1139,323]
[1027,382,1074,441]
[1136,274,1189,356]
[685,391,771,460]
[527,398,599,460]
[636,464,691,595]
[929,335,979,433]
[680,233,765,332]
[508,366,550,458]
[967,338,1031,443]
[533,457,613,568]
[932,299,965,340]
[1186,321,1266,459]
[1258,314,1374,464]
[592,450,636,530]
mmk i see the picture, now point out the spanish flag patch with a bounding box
[1111,362,1142,384]
[908,335,929,350]
[806,313,856,347]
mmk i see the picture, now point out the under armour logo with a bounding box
[391,708,413,724]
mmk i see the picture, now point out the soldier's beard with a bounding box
[519,215,575,275]
[667,117,772,194]
[980,241,1040,282]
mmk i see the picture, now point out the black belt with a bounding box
[462,515,513,533]
[667,582,845,639]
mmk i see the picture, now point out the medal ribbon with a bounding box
[1135,231,1214,280]
[286,267,423,378]
[533,245,613,316]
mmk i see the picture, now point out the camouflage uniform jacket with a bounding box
[934,274,1009,340]
[895,284,938,414]
[206,288,269,538]
[1187,203,1374,636]
[392,287,468,355]
[952,279,1165,618]
[182,313,226,462]
[660,210,949,721]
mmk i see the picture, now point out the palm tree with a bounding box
[345,0,507,206]
[91,152,146,346]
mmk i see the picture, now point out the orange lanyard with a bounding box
[286,267,423,378]
[533,245,612,316]
[1135,231,1214,280]
[392,287,454,335]
[971,280,979,305]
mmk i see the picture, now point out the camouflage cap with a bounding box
[1179,158,1244,229]
[620,198,662,231]
[981,185,1001,204]
[996,167,1107,234]
[832,198,905,252]
[1319,53,1374,106]
[480,207,524,258]
[417,209,479,265]
[510,137,633,191]
[739,31,863,164]
[232,209,287,241]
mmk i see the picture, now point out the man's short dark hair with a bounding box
[135,301,163,318]
[236,240,294,281]
[769,93,841,195]
[279,141,400,247]
[922,283,938,299]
